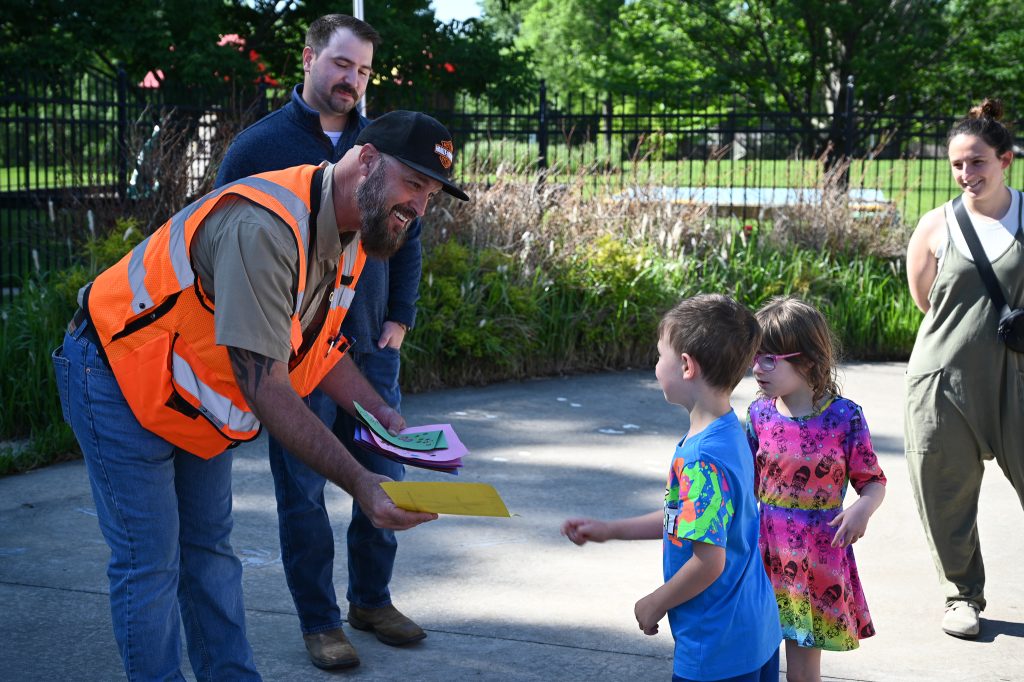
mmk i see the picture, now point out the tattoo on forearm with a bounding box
[228,348,276,395]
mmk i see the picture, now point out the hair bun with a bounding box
[970,98,1004,121]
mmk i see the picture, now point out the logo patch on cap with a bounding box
[435,140,454,169]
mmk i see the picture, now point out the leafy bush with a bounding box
[0,222,142,474]
[400,225,918,393]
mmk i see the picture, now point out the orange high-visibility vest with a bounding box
[86,164,366,458]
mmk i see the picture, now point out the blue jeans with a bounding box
[268,347,405,634]
[53,322,259,681]
[672,647,779,682]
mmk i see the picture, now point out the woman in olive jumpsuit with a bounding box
[904,98,1024,640]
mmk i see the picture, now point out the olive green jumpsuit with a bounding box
[904,199,1024,610]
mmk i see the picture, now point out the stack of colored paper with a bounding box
[352,402,467,474]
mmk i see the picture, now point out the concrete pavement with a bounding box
[1,363,1022,681]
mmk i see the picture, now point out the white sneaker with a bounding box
[942,601,980,639]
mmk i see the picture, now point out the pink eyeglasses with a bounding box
[752,352,801,372]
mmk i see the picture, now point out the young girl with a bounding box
[746,296,886,682]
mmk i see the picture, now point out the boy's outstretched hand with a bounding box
[561,518,612,545]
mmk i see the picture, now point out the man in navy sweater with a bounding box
[216,14,425,671]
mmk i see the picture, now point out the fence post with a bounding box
[835,74,855,190]
[21,81,32,194]
[604,93,613,172]
[844,75,855,159]
[116,65,129,199]
[537,80,548,172]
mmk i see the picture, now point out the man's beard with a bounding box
[356,158,407,259]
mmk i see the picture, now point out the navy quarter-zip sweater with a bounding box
[215,85,421,353]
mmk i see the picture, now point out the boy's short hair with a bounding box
[306,14,381,54]
[658,293,761,391]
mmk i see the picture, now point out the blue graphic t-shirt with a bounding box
[664,411,781,680]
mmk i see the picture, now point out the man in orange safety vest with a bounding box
[52,110,467,681]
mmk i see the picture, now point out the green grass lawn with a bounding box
[0,165,118,192]
[455,151,1024,228]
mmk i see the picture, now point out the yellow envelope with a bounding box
[381,481,511,517]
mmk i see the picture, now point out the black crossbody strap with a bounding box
[951,194,1012,317]
[1017,188,1024,247]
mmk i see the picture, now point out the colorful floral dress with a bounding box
[746,396,886,651]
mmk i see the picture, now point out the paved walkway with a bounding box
[2,364,1022,681]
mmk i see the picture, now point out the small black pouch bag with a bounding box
[997,307,1024,351]
[951,194,1024,352]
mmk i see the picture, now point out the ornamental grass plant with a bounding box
[766,156,909,259]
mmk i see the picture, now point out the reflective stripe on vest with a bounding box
[331,238,361,312]
[123,177,313,322]
[286,234,366,394]
[171,351,261,433]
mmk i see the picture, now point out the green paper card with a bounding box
[353,401,446,451]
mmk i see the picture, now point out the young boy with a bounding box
[562,294,782,682]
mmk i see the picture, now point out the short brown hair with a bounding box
[658,293,761,392]
[755,296,841,404]
[306,14,381,54]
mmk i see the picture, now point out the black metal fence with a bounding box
[3,72,1022,304]
[427,85,1023,226]
[1,69,269,302]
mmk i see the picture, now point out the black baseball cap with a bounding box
[356,110,469,201]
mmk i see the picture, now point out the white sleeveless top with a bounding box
[938,188,1022,268]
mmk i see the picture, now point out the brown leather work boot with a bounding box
[302,628,360,670]
[347,603,427,646]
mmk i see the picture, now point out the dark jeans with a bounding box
[268,347,405,634]
[672,647,779,682]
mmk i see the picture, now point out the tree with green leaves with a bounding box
[0,0,270,98]
[481,0,712,97]
[355,0,532,109]
[0,0,531,107]
[665,0,960,158]
[514,0,624,95]
[483,0,1024,162]
[918,0,1024,110]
